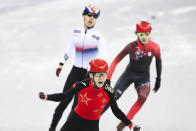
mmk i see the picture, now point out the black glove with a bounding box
[153,77,161,93]
[56,63,64,77]
[129,123,141,131]
[39,92,47,100]
[105,79,111,85]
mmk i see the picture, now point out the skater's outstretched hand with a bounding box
[39,92,48,100]
[132,124,141,131]
[128,123,141,131]
[153,77,161,93]
[56,63,64,77]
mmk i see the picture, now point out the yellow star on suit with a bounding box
[80,92,92,105]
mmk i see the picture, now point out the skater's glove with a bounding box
[39,92,48,100]
[105,79,111,85]
[153,77,161,93]
[56,63,64,77]
[129,123,141,131]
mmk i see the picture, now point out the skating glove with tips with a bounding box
[128,123,141,131]
[56,63,64,77]
[39,92,48,100]
[153,77,161,92]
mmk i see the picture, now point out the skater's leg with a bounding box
[50,66,79,130]
[50,98,73,130]
[60,111,79,131]
[126,82,150,128]
[117,83,150,131]
[71,68,87,109]
[60,111,99,131]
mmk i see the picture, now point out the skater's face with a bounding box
[90,72,107,88]
[83,13,97,29]
[137,32,151,45]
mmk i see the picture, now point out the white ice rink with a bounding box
[0,0,196,131]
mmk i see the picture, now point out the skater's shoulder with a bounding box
[149,40,160,47]
[125,41,137,48]
[130,40,137,45]
[72,27,83,34]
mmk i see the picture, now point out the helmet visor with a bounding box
[137,32,150,38]
[94,72,107,78]
[86,13,99,19]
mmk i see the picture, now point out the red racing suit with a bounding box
[107,40,162,80]
[47,79,132,125]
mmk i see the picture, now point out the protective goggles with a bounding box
[136,32,151,38]
[94,72,107,77]
[86,13,99,19]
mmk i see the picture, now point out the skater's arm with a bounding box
[107,44,129,80]
[109,96,132,126]
[96,36,108,63]
[40,81,86,102]
[60,30,75,64]
[56,31,75,77]
[104,84,132,126]
[156,59,162,78]
[38,91,73,102]
[154,44,162,92]
[155,44,162,78]
[47,88,75,102]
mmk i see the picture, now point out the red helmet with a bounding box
[89,58,108,72]
[136,21,152,32]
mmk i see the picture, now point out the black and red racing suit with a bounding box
[46,79,132,131]
[102,40,162,114]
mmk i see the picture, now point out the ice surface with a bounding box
[0,0,195,131]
